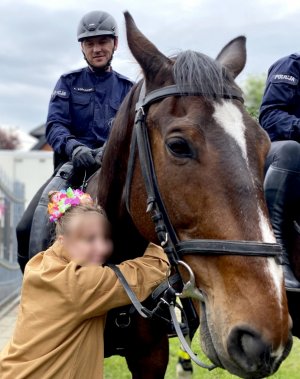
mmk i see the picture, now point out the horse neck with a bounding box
[98,83,148,261]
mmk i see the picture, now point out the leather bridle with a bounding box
[112,82,282,370]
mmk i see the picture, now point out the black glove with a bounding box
[92,143,106,166]
[72,146,97,169]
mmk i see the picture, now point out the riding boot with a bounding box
[28,162,73,258]
[264,166,300,290]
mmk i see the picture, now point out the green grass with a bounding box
[104,335,300,378]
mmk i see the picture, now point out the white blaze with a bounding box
[258,208,283,303]
[212,100,283,304]
[213,101,248,166]
[258,208,276,243]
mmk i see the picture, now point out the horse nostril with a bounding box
[227,326,272,373]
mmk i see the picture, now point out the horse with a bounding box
[87,11,293,379]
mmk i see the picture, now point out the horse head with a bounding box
[116,12,292,378]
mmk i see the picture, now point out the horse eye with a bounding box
[166,138,193,158]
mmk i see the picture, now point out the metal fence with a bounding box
[0,168,24,306]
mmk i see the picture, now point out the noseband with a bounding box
[114,82,281,370]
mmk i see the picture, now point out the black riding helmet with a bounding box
[77,11,118,73]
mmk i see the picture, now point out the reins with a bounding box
[111,82,282,371]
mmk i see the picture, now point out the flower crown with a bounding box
[48,187,93,223]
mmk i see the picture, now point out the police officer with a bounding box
[47,10,132,170]
[260,53,300,290]
[16,10,133,272]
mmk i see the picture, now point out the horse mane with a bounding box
[173,50,242,99]
[98,81,149,261]
[98,82,141,219]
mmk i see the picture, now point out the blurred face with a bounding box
[58,212,113,265]
[81,35,117,69]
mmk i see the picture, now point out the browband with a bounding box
[135,84,244,111]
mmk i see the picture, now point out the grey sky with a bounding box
[1,0,300,132]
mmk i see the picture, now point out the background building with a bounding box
[0,125,53,306]
[30,124,52,152]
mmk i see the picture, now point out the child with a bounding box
[0,188,169,379]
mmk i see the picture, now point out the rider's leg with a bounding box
[264,140,300,290]
[28,162,74,259]
[16,178,51,273]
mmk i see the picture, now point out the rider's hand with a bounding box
[92,144,106,166]
[72,146,97,169]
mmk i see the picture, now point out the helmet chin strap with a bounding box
[82,51,114,75]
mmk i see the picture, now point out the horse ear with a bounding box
[124,11,171,85]
[216,36,246,78]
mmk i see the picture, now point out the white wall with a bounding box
[0,150,53,207]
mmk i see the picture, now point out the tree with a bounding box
[242,74,267,120]
[0,128,20,149]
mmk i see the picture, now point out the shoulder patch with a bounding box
[271,74,299,85]
[51,89,69,100]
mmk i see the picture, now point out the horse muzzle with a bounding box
[199,301,293,379]
[226,325,293,378]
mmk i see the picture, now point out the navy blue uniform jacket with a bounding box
[46,67,133,163]
[259,54,300,142]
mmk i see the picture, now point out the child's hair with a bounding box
[47,188,109,236]
[55,203,108,236]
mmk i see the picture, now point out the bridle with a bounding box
[125,82,281,264]
[110,81,282,370]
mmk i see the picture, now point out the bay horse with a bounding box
[88,12,292,379]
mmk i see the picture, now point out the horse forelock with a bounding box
[172,50,243,100]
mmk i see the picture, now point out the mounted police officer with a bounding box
[16,10,133,272]
[260,53,300,290]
